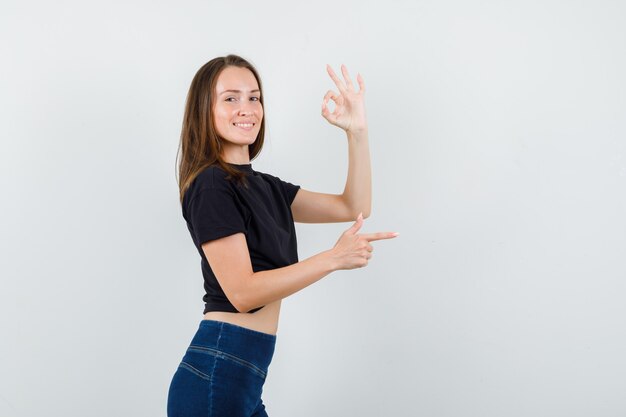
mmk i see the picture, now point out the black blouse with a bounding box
[182,162,301,313]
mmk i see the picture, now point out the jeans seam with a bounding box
[208,323,223,417]
[188,345,267,379]
[179,361,211,381]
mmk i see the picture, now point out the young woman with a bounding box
[167,54,398,417]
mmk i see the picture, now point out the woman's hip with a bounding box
[192,320,276,371]
[167,319,277,417]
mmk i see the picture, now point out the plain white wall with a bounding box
[2,0,625,416]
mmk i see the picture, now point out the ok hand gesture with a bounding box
[321,64,368,134]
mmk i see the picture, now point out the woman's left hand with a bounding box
[322,64,368,134]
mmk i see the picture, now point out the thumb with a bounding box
[347,212,364,234]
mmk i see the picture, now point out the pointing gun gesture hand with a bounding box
[329,212,399,271]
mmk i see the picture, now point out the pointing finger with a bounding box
[360,232,399,242]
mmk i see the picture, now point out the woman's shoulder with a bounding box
[253,169,279,182]
[183,166,230,203]
[192,164,232,188]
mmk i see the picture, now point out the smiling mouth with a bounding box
[233,123,255,130]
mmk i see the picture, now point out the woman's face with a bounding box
[212,66,263,150]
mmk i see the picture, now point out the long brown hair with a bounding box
[176,54,266,204]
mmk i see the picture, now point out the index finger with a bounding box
[326,64,346,93]
[361,232,400,242]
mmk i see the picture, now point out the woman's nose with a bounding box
[238,100,256,115]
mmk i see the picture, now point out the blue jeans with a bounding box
[167,319,277,417]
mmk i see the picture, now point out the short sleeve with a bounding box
[279,178,301,205]
[187,186,247,246]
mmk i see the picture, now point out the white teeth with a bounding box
[234,123,254,127]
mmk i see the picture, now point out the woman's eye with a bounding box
[225,97,259,102]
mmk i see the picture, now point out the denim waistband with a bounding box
[188,319,277,373]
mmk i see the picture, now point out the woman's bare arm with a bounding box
[202,232,337,313]
[202,214,394,313]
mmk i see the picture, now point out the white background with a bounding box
[2,0,625,416]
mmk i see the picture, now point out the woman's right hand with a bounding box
[329,212,399,271]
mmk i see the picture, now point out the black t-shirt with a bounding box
[182,162,301,314]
